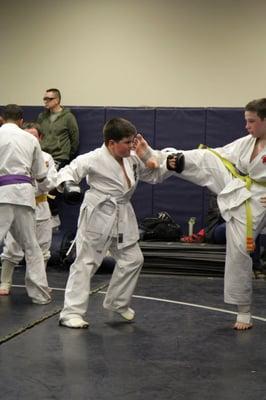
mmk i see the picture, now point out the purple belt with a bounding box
[0,175,32,186]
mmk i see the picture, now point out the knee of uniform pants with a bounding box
[113,247,144,272]
[1,241,24,265]
[1,254,23,266]
[24,240,42,253]
[125,249,144,269]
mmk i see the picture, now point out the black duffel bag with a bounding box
[140,211,182,242]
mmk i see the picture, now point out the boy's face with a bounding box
[245,111,266,138]
[109,135,135,159]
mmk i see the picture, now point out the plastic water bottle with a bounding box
[188,217,196,236]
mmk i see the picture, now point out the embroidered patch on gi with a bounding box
[262,155,266,164]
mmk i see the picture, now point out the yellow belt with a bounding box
[199,145,266,252]
[35,194,48,204]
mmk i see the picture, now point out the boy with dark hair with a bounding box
[58,117,173,328]
[3,103,23,121]
[150,97,266,330]
[245,98,266,119]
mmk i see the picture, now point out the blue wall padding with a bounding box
[154,108,206,233]
[71,107,106,153]
[18,105,245,234]
[205,108,245,147]
[23,106,43,121]
[202,108,245,227]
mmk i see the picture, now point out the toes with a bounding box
[233,322,253,330]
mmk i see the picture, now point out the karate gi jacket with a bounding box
[214,135,266,227]
[0,123,47,210]
[57,144,172,262]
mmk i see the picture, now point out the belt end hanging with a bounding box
[246,237,255,252]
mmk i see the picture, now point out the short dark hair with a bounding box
[46,88,61,102]
[103,118,137,145]
[245,98,266,119]
[22,121,43,137]
[3,104,23,121]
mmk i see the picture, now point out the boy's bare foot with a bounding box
[0,287,10,296]
[233,313,253,330]
[233,321,253,330]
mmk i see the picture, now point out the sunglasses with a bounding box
[43,97,56,101]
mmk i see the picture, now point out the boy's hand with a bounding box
[166,153,185,173]
[63,181,82,205]
[134,133,159,169]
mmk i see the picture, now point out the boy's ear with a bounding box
[18,118,24,128]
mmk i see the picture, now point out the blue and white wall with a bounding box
[2,0,265,234]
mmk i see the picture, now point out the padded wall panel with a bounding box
[202,108,246,225]
[205,108,245,147]
[22,106,43,121]
[154,108,206,233]
[106,107,156,221]
[70,107,105,154]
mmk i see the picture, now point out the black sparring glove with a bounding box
[63,181,82,205]
[166,152,185,173]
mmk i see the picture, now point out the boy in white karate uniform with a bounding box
[0,105,51,304]
[147,98,266,330]
[58,117,173,328]
[0,122,57,296]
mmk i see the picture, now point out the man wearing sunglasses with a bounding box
[37,88,79,227]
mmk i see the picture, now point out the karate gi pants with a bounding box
[60,233,144,320]
[0,204,51,302]
[2,218,53,264]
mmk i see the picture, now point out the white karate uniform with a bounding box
[58,144,172,320]
[1,151,57,264]
[170,135,266,306]
[0,123,51,303]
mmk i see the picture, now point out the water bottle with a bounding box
[188,217,196,236]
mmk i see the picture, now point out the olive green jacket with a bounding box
[37,108,79,161]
